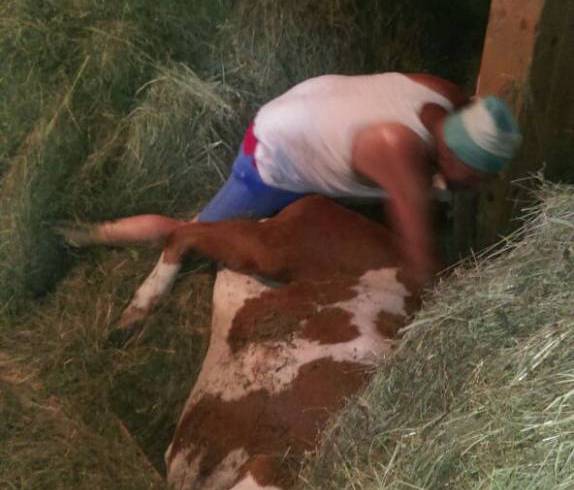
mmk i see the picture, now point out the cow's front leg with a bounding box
[110,251,182,345]
[56,214,189,346]
[162,219,289,280]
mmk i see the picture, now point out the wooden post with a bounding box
[455,0,574,251]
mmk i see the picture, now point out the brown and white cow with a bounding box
[61,196,421,489]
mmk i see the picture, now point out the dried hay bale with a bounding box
[301,181,574,489]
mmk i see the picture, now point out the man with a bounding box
[195,73,521,285]
[64,73,521,288]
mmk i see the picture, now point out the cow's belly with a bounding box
[166,270,274,489]
[166,267,409,490]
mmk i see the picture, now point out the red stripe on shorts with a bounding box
[243,122,257,161]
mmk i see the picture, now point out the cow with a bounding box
[60,195,422,489]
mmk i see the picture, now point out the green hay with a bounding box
[216,0,489,109]
[0,0,236,309]
[0,351,166,489]
[300,182,574,489]
[72,62,239,219]
[1,248,213,487]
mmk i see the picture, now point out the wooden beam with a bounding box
[455,0,574,250]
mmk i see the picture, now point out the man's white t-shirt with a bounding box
[253,73,453,197]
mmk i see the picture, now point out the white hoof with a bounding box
[118,304,150,330]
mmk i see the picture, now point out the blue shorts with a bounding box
[197,145,306,223]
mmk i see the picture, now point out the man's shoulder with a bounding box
[354,122,428,156]
[351,122,429,179]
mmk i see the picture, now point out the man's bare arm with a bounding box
[352,123,439,286]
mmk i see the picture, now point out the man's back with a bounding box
[253,73,454,197]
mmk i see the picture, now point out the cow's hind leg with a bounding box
[115,218,291,341]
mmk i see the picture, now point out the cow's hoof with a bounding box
[106,323,145,348]
[118,305,149,329]
[53,221,97,248]
[106,305,150,348]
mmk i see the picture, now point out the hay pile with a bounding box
[0,0,239,311]
[301,182,574,489]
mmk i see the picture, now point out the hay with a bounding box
[300,181,574,489]
[0,248,213,487]
[0,0,237,310]
[0,351,166,489]
[215,0,489,108]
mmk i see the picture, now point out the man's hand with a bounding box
[402,242,442,289]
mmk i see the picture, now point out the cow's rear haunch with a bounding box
[62,196,420,489]
[157,197,418,489]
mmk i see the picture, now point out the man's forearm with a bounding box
[388,193,439,284]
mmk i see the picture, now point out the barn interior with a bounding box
[1,0,573,488]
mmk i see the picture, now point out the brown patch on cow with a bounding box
[300,307,359,345]
[520,18,529,31]
[375,310,406,338]
[168,358,370,487]
[228,279,357,353]
[404,293,422,317]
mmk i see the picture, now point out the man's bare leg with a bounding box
[56,214,188,248]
